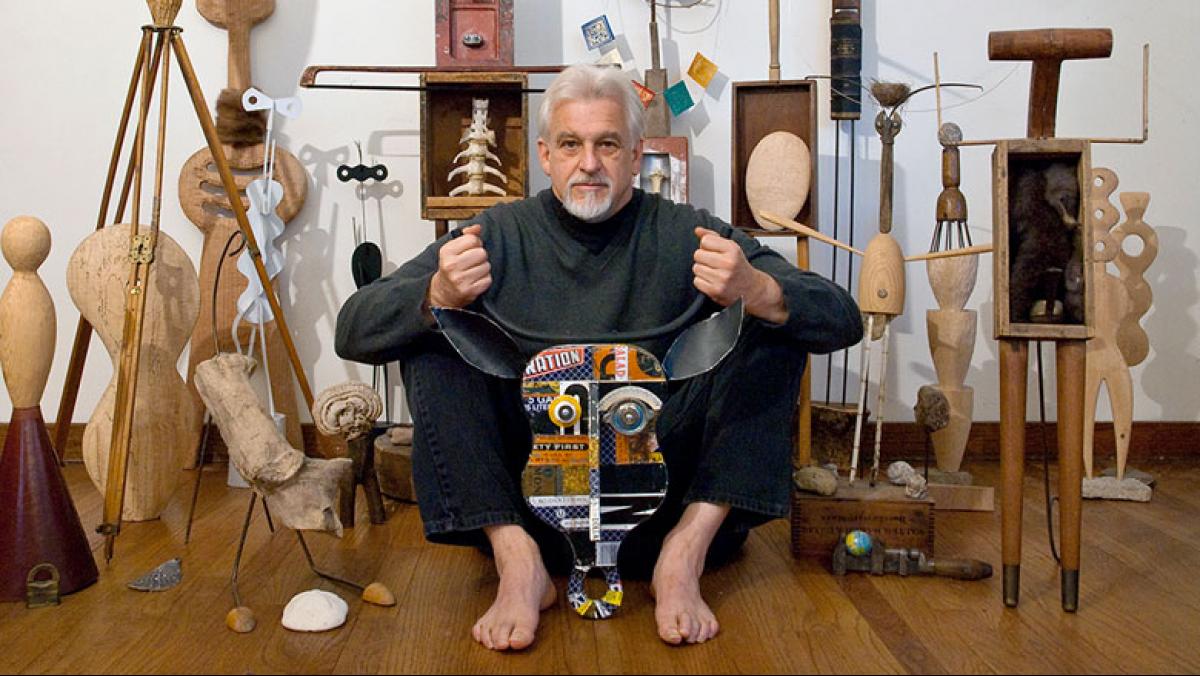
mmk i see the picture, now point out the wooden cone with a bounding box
[0,407,99,601]
[147,0,183,27]
[0,215,97,600]
[931,386,974,473]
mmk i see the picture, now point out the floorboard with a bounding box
[1,460,1198,674]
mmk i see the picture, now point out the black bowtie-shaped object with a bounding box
[433,299,743,619]
[337,163,388,183]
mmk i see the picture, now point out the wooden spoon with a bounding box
[197,0,275,91]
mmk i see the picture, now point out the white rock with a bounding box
[887,461,916,485]
[1082,476,1152,502]
[281,589,349,632]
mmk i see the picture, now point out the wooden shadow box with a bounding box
[638,136,689,204]
[420,72,528,221]
[731,80,819,233]
[991,138,1095,340]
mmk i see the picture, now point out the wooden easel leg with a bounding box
[999,338,1028,607]
[1056,339,1085,612]
[54,28,156,463]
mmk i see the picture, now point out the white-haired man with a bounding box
[336,65,861,650]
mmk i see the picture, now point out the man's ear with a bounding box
[630,137,644,172]
[537,137,551,177]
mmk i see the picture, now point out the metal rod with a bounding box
[230,493,258,609]
[869,320,892,486]
[296,532,365,592]
[843,120,857,407]
[184,413,213,544]
[848,314,874,484]
[827,120,841,404]
[1035,341,1061,564]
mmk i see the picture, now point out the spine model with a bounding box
[448,98,508,197]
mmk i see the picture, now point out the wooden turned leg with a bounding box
[999,339,1029,607]
[795,237,813,467]
[1056,339,1086,612]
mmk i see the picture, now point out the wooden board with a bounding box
[791,480,934,559]
[421,71,527,222]
[731,80,818,231]
[991,138,1094,340]
[927,482,994,512]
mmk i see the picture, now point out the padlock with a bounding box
[26,563,61,608]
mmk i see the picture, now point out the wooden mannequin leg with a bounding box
[1056,340,1086,612]
[999,339,1028,607]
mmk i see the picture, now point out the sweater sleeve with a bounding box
[334,236,444,365]
[705,214,864,355]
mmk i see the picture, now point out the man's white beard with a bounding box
[563,174,616,222]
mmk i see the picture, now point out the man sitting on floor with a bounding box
[335,64,861,650]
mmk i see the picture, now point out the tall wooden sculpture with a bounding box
[67,222,199,521]
[0,216,98,602]
[181,0,308,452]
[1083,174,1157,479]
[954,28,1150,611]
[925,57,980,474]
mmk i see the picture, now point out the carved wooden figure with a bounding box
[986,27,1115,614]
[182,0,307,452]
[1083,170,1156,480]
[0,216,98,602]
[926,123,980,473]
[67,223,200,520]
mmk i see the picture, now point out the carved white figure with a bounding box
[448,98,508,197]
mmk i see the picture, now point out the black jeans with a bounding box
[400,321,806,578]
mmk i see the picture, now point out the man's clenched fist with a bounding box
[428,224,492,309]
[692,227,788,325]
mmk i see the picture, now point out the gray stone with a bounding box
[905,474,929,500]
[886,461,916,486]
[794,466,838,497]
[1100,466,1155,487]
[1082,476,1152,502]
[914,385,950,432]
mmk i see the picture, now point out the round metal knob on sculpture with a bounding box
[0,216,99,602]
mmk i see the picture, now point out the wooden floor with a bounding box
[3,460,1199,674]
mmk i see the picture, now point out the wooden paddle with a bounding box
[197,0,275,93]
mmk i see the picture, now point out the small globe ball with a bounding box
[845,530,873,557]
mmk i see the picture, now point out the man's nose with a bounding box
[579,143,601,172]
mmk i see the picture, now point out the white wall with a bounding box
[0,1,1196,426]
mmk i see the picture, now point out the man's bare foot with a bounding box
[650,502,730,645]
[473,525,556,651]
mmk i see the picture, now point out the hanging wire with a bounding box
[1035,341,1062,565]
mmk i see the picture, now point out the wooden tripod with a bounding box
[60,1,316,563]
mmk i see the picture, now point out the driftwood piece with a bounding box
[194,354,350,535]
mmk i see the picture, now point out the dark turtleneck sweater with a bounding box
[336,189,861,362]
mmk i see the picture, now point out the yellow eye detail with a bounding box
[549,395,581,427]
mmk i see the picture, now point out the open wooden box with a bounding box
[420,71,528,222]
[638,136,689,204]
[991,138,1095,340]
[730,80,819,233]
